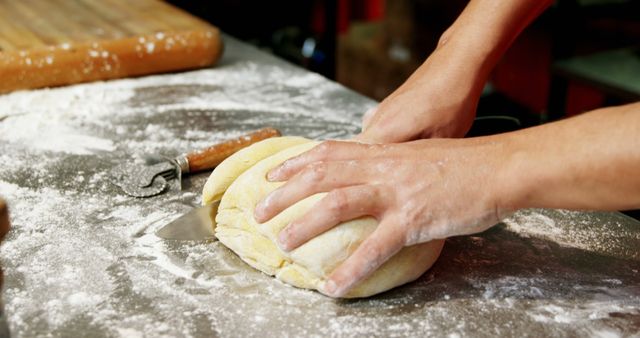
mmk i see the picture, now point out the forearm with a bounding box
[499,102,640,212]
[437,0,553,74]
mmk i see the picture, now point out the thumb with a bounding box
[354,106,385,143]
[361,106,378,132]
[355,105,410,143]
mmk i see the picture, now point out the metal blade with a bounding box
[156,202,218,240]
[115,175,168,198]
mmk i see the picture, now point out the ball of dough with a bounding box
[203,137,444,298]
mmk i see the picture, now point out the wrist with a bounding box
[432,28,497,85]
[438,8,507,65]
[489,132,533,217]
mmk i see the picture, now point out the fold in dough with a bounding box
[203,136,444,298]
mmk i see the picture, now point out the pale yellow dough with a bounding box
[203,136,444,298]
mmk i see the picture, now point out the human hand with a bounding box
[356,0,555,143]
[356,37,490,143]
[253,138,512,297]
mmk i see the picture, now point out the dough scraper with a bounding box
[156,202,218,240]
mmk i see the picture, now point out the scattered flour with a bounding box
[0,121,115,155]
[0,39,375,337]
[503,209,640,259]
[0,38,637,337]
[145,42,155,54]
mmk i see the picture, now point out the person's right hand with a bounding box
[355,30,492,143]
[253,137,512,297]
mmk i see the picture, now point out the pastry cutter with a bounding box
[112,127,281,198]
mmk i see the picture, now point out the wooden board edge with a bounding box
[0,27,223,94]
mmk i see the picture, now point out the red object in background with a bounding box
[565,83,605,116]
[311,1,326,34]
[491,28,552,114]
[338,0,385,34]
[313,0,385,35]
[363,0,385,21]
[338,0,350,34]
[491,26,608,117]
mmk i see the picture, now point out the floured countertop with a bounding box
[0,36,639,337]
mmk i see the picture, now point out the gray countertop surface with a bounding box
[0,36,639,337]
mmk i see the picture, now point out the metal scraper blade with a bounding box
[156,202,218,240]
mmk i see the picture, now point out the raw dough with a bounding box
[202,137,444,298]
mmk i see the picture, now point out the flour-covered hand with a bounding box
[253,139,510,297]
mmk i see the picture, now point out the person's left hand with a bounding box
[253,138,511,297]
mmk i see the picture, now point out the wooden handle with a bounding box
[186,127,282,173]
[0,198,9,242]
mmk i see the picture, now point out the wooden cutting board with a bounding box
[0,0,223,93]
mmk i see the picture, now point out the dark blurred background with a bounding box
[169,0,640,217]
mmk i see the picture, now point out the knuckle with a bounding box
[361,238,386,262]
[367,184,388,215]
[302,162,328,183]
[316,140,346,156]
[368,184,383,201]
[362,239,379,255]
[313,141,334,157]
[327,189,350,215]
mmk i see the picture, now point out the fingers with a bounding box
[255,160,380,223]
[267,141,374,182]
[277,184,385,252]
[320,220,405,298]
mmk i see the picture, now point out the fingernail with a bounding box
[253,207,263,223]
[254,201,267,223]
[254,190,277,223]
[267,167,281,181]
[277,230,291,252]
[321,280,340,297]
